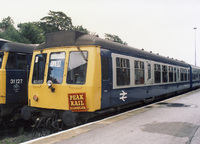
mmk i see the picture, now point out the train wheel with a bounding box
[62,111,77,127]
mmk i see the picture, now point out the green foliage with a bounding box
[0,26,30,43]
[0,16,30,43]
[18,22,45,44]
[0,16,14,29]
[72,25,90,34]
[40,10,73,33]
[105,33,128,45]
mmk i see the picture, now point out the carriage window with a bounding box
[169,66,173,82]
[17,53,27,69]
[184,69,187,81]
[154,64,161,83]
[0,52,4,68]
[162,65,168,83]
[192,70,195,80]
[174,68,177,82]
[180,68,184,81]
[135,61,145,85]
[199,71,200,80]
[32,54,47,84]
[188,70,190,81]
[181,68,188,81]
[193,70,198,80]
[47,52,65,84]
[116,57,130,86]
[177,68,180,81]
[67,51,88,85]
[148,64,151,79]
[102,57,109,80]
[6,53,27,69]
[6,52,16,69]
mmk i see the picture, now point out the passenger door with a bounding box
[101,52,112,109]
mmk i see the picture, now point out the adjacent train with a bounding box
[0,39,35,122]
[21,31,200,128]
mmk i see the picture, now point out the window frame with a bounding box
[116,57,130,86]
[66,51,88,85]
[112,53,190,89]
[134,60,145,85]
[154,64,161,83]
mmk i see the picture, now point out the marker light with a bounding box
[33,95,38,101]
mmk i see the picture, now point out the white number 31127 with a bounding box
[10,79,23,84]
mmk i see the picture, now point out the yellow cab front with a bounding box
[29,46,101,112]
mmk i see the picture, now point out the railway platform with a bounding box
[23,89,200,144]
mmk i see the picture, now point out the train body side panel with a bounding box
[101,50,191,109]
[6,70,28,104]
[29,46,101,112]
[109,82,190,107]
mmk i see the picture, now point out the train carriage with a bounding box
[21,31,200,128]
[0,39,35,121]
[191,65,200,88]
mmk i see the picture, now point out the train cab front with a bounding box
[21,46,102,127]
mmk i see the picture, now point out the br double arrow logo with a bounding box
[119,90,127,101]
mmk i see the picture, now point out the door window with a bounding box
[32,54,47,84]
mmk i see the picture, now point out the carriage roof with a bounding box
[36,31,190,67]
[0,39,35,53]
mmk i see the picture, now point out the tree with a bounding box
[0,26,30,43]
[72,25,90,34]
[105,33,128,45]
[0,16,14,30]
[0,16,31,43]
[18,22,45,44]
[40,10,73,33]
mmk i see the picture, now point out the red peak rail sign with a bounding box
[68,93,87,112]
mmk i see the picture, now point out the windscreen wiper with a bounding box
[77,47,88,61]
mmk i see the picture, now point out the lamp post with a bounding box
[194,27,197,66]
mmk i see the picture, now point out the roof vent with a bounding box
[45,31,85,48]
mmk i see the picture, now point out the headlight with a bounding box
[47,80,52,88]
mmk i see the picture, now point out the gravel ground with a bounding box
[0,127,52,144]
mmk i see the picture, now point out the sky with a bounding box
[1,0,200,66]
